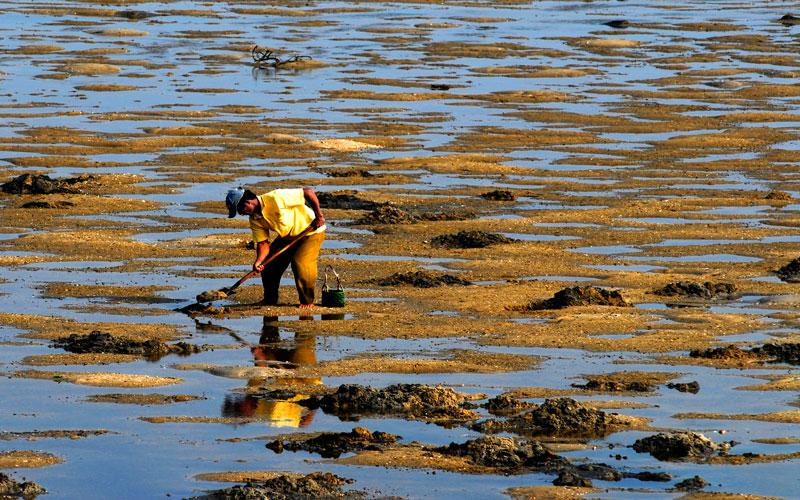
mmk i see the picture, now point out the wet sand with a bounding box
[0,1,799,499]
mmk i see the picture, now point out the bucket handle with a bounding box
[322,265,343,292]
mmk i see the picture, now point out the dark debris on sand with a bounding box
[369,270,472,288]
[300,383,477,424]
[512,286,631,311]
[482,395,534,416]
[317,191,386,211]
[651,281,736,299]
[572,379,655,393]
[184,472,383,500]
[52,331,202,360]
[267,427,400,459]
[430,230,518,249]
[1,173,98,195]
[433,436,568,473]
[775,256,800,282]
[352,206,475,225]
[479,189,516,201]
[0,472,47,499]
[472,398,615,438]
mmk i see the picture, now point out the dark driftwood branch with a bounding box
[251,46,311,68]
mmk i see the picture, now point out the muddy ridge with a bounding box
[430,230,518,249]
[268,427,400,459]
[433,436,568,473]
[632,431,731,462]
[1,173,99,195]
[0,472,46,499]
[53,331,203,360]
[472,398,618,438]
[369,270,472,288]
[690,343,800,365]
[651,281,737,299]
[513,286,631,311]
[184,472,374,500]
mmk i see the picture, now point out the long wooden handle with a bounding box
[223,225,315,294]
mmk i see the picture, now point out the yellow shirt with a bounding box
[249,188,325,243]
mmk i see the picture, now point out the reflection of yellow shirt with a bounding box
[254,399,303,427]
[249,188,325,242]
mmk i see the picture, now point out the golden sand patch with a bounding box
[12,369,183,388]
[11,45,65,54]
[86,393,205,405]
[56,63,121,75]
[75,84,139,91]
[305,138,383,151]
[736,376,800,391]
[195,471,302,483]
[0,451,63,469]
[21,353,139,366]
[674,410,800,424]
[506,485,599,500]
[581,38,642,48]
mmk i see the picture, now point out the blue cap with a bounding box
[225,187,244,218]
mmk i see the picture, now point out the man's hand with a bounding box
[312,214,325,229]
[253,261,264,273]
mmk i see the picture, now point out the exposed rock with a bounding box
[52,331,202,361]
[632,432,729,462]
[433,436,568,473]
[115,9,158,19]
[775,256,800,283]
[430,230,518,249]
[689,344,763,362]
[1,173,98,195]
[175,302,226,316]
[270,427,400,459]
[667,381,700,393]
[480,189,516,201]
[651,281,736,299]
[21,200,76,209]
[750,343,800,365]
[369,270,472,288]
[473,398,613,438]
[325,168,374,178]
[417,210,475,222]
[553,471,591,487]
[196,290,228,303]
[0,472,47,499]
[764,190,792,201]
[517,286,631,311]
[674,475,708,491]
[574,463,621,481]
[572,379,655,393]
[301,383,476,423]
[184,472,362,500]
[604,19,631,28]
[625,471,673,482]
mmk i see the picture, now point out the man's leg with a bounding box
[258,243,292,306]
[290,232,325,306]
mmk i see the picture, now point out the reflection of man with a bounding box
[221,316,320,428]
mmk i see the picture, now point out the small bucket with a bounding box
[321,265,345,308]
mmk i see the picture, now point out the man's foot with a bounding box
[298,303,314,310]
[254,299,277,307]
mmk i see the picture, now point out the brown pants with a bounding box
[260,231,324,305]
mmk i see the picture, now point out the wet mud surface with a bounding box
[1,1,800,499]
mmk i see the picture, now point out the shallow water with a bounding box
[2,0,800,499]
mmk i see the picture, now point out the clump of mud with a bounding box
[632,431,730,462]
[675,475,708,491]
[369,270,472,288]
[764,190,792,201]
[352,206,474,225]
[572,379,655,393]
[666,381,700,393]
[511,286,631,311]
[185,472,362,500]
[317,191,386,210]
[472,398,615,438]
[0,472,47,499]
[354,205,418,224]
[53,331,202,360]
[301,383,477,423]
[688,343,800,365]
[430,230,518,249]
[651,281,736,299]
[480,189,516,201]
[325,168,374,178]
[1,173,98,195]
[267,427,400,459]
[21,200,76,209]
[433,436,568,473]
[195,290,228,303]
[175,303,226,317]
[483,395,534,416]
[775,256,800,282]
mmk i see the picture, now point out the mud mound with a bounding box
[483,395,534,416]
[480,189,516,201]
[430,230,518,249]
[519,286,631,311]
[765,190,792,201]
[675,475,708,491]
[0,472,47,499]
[269,427,400,459]
[53,331,202,360]
[651,281,736,299]
[317,191,385,210]
[750,343,800,364]
[21,200,76,209]
[667,381,700,393]
[572,379,655,392]
[417,210,475,222]
[1,173,98,195]
[472,398,613,437]
[185,472,361,500]
[433,436,568,472]
[632,431,729,462]
[370,270,472,288]
[303,383,476,422]
[775,256,800,283]
[175,303,226,316]
[354,205,418,224]
[689,344,762,361]
[325,168,374,178]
